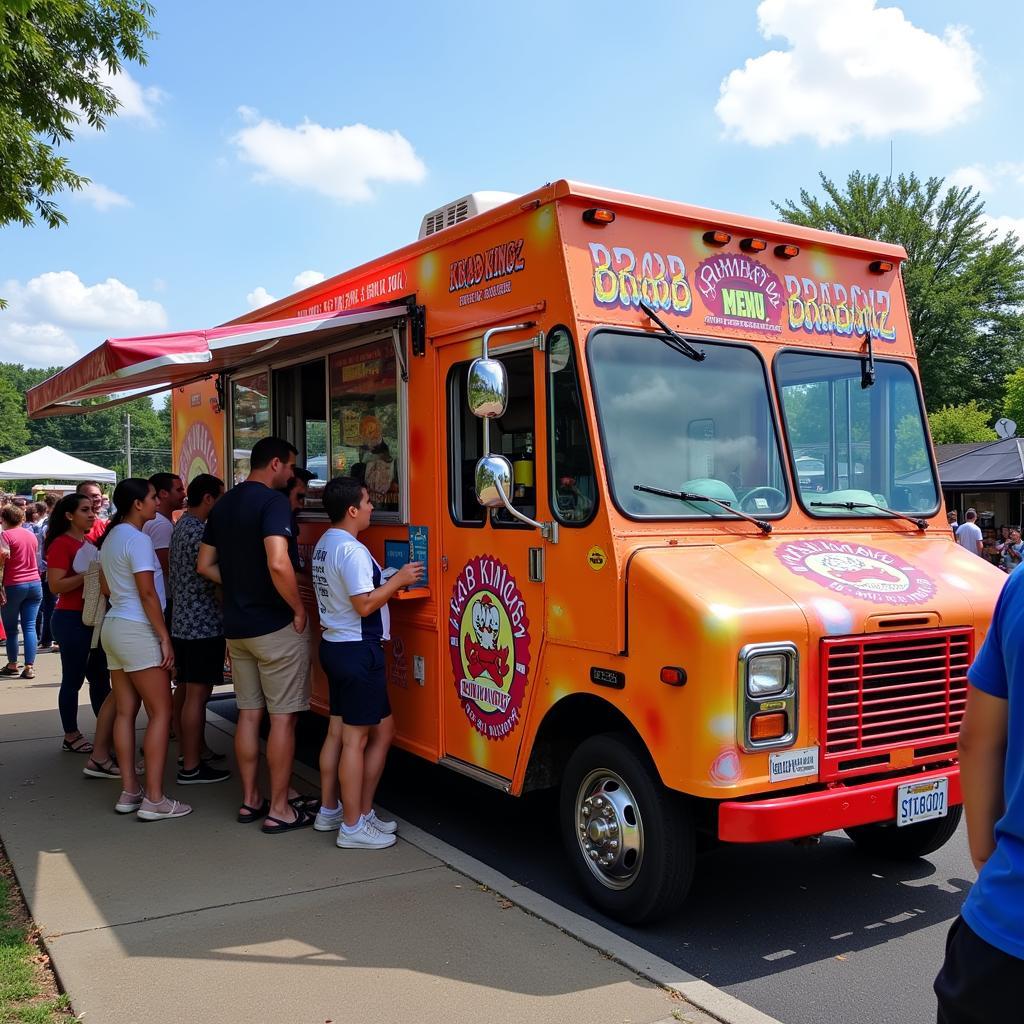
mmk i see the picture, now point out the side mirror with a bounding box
[475,455,514,508]
[467,357,508,419]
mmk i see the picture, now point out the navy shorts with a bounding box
[172,636,226,687]
[935,916,1024,1023]
[320,639,391,726]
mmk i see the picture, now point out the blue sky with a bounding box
[2,0,1023,369]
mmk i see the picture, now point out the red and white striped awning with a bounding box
[27,305,406,418]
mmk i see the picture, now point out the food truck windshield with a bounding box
[775,351,939,518]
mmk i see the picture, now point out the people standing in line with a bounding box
[956,509,984,557]
[169,473,230,786]
[31,501,56,651]
[312,477,423,849]
[998,527,1024,575]
[44,494,116,770]
[77,481,108,544]
[198,437,315,834]
[144,473,187,738]
[97,479,191,821]
[0,505,43,680]
[278,467,314,571]
[934,565,1024,1021]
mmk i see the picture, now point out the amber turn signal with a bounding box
[869,259,894,274]
[749,711,787,741]
[702,230,731,247]
[740,237,768,253]
[583,208,616,225]
[775,243,800,259]
[659,666,687,687]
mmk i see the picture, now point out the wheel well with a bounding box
[522,694,653,793]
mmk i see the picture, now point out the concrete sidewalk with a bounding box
[0,654,700,1024]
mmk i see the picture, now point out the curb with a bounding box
[206,708,784,1024]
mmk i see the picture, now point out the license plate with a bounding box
[896,777,948,827]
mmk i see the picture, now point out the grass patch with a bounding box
[0,848,75,1024]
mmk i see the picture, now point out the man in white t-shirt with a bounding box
[143,473,186,575]
[312,477,423,849]
[956,509,985,558]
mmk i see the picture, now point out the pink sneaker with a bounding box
[115,789,144,814]
[137,797,192,821]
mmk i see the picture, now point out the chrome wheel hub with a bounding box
[574,769,644,890]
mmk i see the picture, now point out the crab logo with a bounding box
[777,540,935,606]
[448,555,530,741]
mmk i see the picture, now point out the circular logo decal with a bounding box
[448,555,530,741]
[587,546,607,571]
[776,540,935,606]
[178,422,219,482]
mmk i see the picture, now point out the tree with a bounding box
[1002,368,1024,434]
[774,172,1024,411]
[0,376,30,459]
[927,401,997,445]
[0,1,156,304]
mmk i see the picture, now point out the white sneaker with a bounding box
[137,797,193,821]
[114,789,144,814]
[314,804,344,831]
[366,809,397,835]
[336,820,396,850]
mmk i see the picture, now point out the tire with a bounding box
[845,804,963,860]
[559,733,694,925]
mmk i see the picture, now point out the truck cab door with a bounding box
[438,337,546,784]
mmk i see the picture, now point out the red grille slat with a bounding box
[819,627,974,780]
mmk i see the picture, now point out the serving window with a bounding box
[226,331,407,522]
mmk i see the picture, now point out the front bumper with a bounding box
[717,765,961,843]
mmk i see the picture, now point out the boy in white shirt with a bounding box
[312,477,423,849]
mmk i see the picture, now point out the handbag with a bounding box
[81,561,107,628]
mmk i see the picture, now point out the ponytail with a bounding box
[95,478,151,550]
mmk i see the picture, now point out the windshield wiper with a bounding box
[810,500,927,531]
[638,300,706,362]
[634,483,772,534]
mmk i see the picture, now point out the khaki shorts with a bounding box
[228,622,311,714]
[102,616,163,673]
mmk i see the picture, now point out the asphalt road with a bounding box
[212,696,969,1024]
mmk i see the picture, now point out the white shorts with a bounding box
[101,616,163,673]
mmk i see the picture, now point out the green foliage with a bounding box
[927,401,997,444]
[0,363,171,482]
[774,171,1024,411]
[0,376,31,458]
[1002,367,1024,432]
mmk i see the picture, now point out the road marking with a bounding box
[763,949,796,961]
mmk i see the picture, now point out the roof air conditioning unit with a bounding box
[418,191,518,240]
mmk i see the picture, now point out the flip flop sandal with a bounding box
[288,794,320,814]
[1,665,21,676]
[237,799,270,824]
[261,808,314,834]
[62,734,94,754]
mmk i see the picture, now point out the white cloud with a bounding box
[98,67,165,124]
[3,271,167,333]
[716,0,982,146]
[293,270,325,289]
[74,182,132,212]
[246,286,277,309]
[0,322,80,368]
[981,214,1024,243]
[232,109,427,202]
[948,165,994,194]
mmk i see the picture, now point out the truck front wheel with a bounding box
[844,804,963,859]
[560,733,694,925]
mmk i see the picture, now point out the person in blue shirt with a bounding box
[934,570,1024,1021]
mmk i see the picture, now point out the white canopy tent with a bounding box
[0,446,116,484]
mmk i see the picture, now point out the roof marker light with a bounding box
[740,237,768,253]
[703,230,731,247]
[583,208,615,225]
[869,259,894,274]
[775,244,800,259]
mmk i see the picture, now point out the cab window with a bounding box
[548,327,596,525]
[448,350,537,527]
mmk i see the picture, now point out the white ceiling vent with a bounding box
[418,191,518,240]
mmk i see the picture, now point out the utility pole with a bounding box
[122,413,132,477]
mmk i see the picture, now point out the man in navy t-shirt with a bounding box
[935,570,1024,1020]
[199,436,314,834]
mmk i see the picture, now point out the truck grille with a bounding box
[820,628,972,780]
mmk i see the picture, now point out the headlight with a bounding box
[747,652,789,697]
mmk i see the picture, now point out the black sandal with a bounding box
[236,799,270,824]
[62,733,93,754]
[261,808,314,834]
[288,794,320,814]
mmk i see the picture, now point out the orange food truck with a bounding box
[28,180,1005,924]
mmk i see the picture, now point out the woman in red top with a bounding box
[1,505,43,679]
[45,494,115,770]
